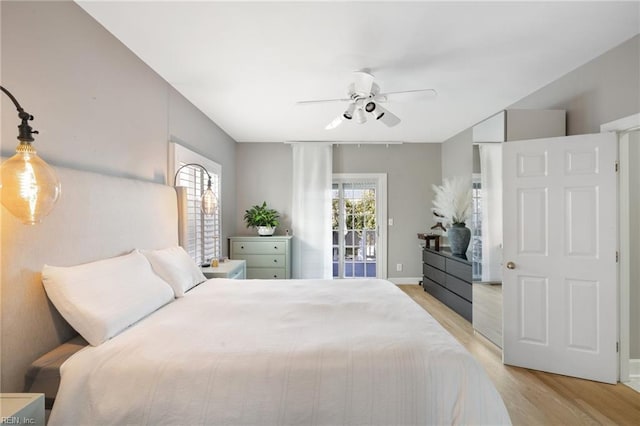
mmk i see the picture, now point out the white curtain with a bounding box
[479,143,503,283]
[291,143,333,279]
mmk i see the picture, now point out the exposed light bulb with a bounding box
[1,142,61,224]
[200,186,216,215]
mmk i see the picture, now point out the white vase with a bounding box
[257,226,275,236]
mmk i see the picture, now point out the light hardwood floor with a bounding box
[399,285,640,426]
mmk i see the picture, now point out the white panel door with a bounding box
[503,132,618,383]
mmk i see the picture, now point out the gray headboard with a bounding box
[0,166,178,392]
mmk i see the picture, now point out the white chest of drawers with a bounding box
[229,236,292,279]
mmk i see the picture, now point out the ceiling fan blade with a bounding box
[325,114,345,130]
[375,104,401,127]
[378,88,437,102]
[297,97,351,105]
[353,70,375,96]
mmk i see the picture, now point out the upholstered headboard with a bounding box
[0,166,179,392]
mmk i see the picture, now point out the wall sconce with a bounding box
[173,163,216,215]
[0,86,61,225]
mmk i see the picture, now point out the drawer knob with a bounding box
[241,245,244,249]
[273,275,278,278]
[274,246,278,249]
[506,261,516,270]
[273,259,278,263]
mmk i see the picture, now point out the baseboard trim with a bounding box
[388,277,421,285]
[630,359,640,378]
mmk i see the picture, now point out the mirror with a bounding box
[471,143,503,348]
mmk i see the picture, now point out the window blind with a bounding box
[176,164,220,265]
[170,140,222,266]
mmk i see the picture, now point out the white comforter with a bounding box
[49,279,510,425]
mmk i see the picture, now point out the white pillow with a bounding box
[42,250,174,346]
[141,246,206,297]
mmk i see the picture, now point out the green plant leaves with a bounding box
[243,201,280,228]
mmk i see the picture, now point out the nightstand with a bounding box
[0,393,45,426]
[202,259,246,279]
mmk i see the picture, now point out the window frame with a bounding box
[169,142,222,265]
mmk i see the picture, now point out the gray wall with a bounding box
[0,0,237,246]
[442,35,639,179]
[334,144,441,279]
[510,35,640,135]
[235,143,442,280]
[441,128,473,181]
[235,143,293,236]
[1,1,237,391]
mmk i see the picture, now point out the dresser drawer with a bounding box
[229,236,292,279]
[423,264,446,286]
[445,274,472,301]
[235,254,285,268]
[445,290,472,322]
[232,241,286,255]
[445,258,471,282]
[423,250,445,270]
[422,247,472,323]
[247,268,286,279]
[422,277,448,304]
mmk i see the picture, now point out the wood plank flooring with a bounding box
[399,284,640,426]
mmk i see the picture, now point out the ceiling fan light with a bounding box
[355,108,367,124]
[365,101,384,120]
[343,103,356,120]
[365,101,376,113]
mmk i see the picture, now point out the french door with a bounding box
[332,174,387,279]
[502,132,618,383]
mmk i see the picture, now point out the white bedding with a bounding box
[49,279,510,426]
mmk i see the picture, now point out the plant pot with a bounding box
[448,223,471,255]
[257,226,275,236]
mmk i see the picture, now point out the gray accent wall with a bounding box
[1,1,237,391]
[0,0,237,252]
[235,143,442,280]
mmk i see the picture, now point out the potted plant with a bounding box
[244,201,280,236]
[431,176,472,255]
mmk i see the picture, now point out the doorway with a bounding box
[602,114,640,390]
[332,174,387,279]
[624,129,640,391]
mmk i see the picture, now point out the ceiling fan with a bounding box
[297,71,437,130]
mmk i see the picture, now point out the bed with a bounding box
[42,271,509,424]
[7,166,509,425]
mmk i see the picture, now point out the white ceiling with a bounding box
[76,1,639,143]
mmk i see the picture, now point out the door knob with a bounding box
[506,261,516,270]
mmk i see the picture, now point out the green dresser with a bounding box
[229,236,292,279]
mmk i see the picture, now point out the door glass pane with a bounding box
[332,180,377,278]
